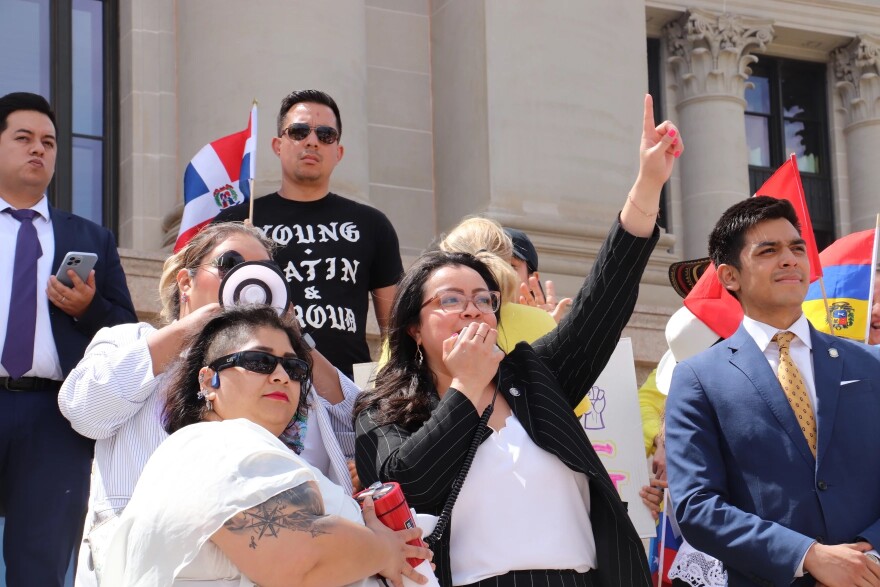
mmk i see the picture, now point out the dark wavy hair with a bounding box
[353,251,501,431]
[162,305,312,434]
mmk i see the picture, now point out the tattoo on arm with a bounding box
[223,481,329,548]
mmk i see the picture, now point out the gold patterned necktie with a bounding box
[773,331,817,457]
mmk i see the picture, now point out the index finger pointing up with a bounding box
[643,94,656,135]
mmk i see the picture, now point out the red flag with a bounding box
[753,154,823,280]
[683,155,822,338]
[683,264,742,339]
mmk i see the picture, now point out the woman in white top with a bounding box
[104,305,431,586]
[354,96,684,587]
[59,222,358,585]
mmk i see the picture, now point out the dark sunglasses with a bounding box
[193,250,246,280]
[209,350,310,382]
[282,123,340,144]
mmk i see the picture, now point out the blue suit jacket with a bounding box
[48,206,137,375]
[666,322,880,587]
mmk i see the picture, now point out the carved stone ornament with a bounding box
[665,9,775,102]
[832,34,880,127]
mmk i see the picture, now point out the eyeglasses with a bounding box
[281,123,340,145]
[421,290,501,314]
[209,350,310,382]
[192,250,246,280]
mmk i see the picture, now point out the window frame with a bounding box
[647,37,669,232]
[745,56,834,249]
[49,0,118,234]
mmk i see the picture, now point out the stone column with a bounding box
[833,34,880,231]
[430,0,680,368]
[665,9,774,258]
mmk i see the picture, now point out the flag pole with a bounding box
[247,178,255,227]
[246,98,258,227]
[867,213,880,343]
[657,489,668,586]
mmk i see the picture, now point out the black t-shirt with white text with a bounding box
[214,192,403,377]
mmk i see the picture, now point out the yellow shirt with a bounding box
[638,369,666,457]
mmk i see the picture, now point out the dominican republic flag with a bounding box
[683,154,822,339]
[804,227,879,341]
[175,104,257,252]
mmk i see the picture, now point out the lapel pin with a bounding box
[509,387,521,397]
[828,348,839,358]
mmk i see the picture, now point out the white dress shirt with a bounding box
[58,321,361,586]
[450,414,596,584]
[742,314,818,423]
[0,195,62,380]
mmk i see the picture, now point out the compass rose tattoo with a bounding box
[223,480,329,549]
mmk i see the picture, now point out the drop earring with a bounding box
[180,291,189,305]
[415,346,424,367]
[197,389,213,412]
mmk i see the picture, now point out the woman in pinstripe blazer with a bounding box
[355,96,683,587]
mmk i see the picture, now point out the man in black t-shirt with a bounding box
[214,90,402,377]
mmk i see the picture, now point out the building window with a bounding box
[647,37,669,232]
[745,56,834,249]
[0,0,117,233]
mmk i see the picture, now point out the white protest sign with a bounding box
[578,338,654,537]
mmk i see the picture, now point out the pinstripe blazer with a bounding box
[356,219,656,587]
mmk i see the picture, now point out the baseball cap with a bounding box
[504,227,539,274]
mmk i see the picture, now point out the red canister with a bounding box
[355,481,425,567]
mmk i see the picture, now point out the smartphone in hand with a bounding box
[55,252,98,287]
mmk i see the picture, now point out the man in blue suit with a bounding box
[666,196,880,587]
[0,92,136,585]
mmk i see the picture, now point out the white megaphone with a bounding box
[218,261,290,315]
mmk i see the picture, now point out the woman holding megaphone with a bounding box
[59,222,360,585]
[102,305,432,586]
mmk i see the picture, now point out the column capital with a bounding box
[832,34,880,127]
[665,9,775,103]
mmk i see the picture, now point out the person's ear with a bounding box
[198,366,221,388]
[335,143,344,163]
[716,263,741,293]
[178,267,193,290]
[407,324,421,347]
[272,135,282,157]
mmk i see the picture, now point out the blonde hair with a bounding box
[439,216,519,303]
[158,223,274,323]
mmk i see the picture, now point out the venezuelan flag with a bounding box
[804,229,878,341]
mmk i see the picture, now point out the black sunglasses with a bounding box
[193,250,246,280]
[209,350,310,382]
[282,123,340,144]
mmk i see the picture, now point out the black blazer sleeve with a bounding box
[531,217,658,407]
[355,388,482,511]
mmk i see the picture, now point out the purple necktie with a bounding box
[2,208,43,379]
